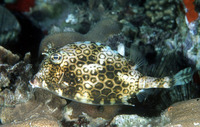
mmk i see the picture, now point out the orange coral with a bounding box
[6,0,35,12]
[183,0,198,23]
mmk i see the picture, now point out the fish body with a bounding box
[30,41,192,105]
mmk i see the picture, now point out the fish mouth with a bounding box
[29,76,42,88]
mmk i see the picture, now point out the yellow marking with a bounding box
[70,58,76,63]
[117,72,134,83]
[99,59,105,65]
[77,63,83,67]
[121,96,131,105]
[60,59,69,67]
[63,81,69,86]
[100,54,106,59]
[110,98,116,105]
[123,74,128,79]
[123,89,129,94]
[70,73,74,77]
[83,67,89,72]
[79,55,84,59]
[55,88,63,96]
[75,93,81,100]
[85,83,92,89]
[77,86,83,91]
[42,80,48,89]
[74,92,93,104]
[70,81,75,85]
[76,49,81,54]
[130,71,134,76]
[129,86,134,90]
[80,93,90,103]
[80,98,90,103]
[82,64,103,73]
[163,83,169,88]
[163,77,170,88]
[77,77,81,81]
[83,92,89,97]
[152,82,157,88]
[114,55,120,60]
[100,99,104,105]
[139,78,146,88]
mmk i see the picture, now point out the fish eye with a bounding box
[50,53,63,64]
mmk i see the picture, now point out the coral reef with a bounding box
[29,0,89,32]
[0,6,21,45]
[0,46,66,126]
[1,0,200,126]
[1,89,66,124]
[144,0,179,30]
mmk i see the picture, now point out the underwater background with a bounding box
[0,0,200,126]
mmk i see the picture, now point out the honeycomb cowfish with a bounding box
[30,41,192,105]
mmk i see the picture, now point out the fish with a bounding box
[30,41,193,105]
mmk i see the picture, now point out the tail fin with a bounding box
[173,67,193,86]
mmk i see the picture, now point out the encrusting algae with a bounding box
[30,41,193,105]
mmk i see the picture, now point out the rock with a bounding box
[0,6,21,45]
[165,98,200,126]
[39,19,121,55]
[63,101,121,126]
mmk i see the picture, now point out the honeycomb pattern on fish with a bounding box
[31,41,191,105]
